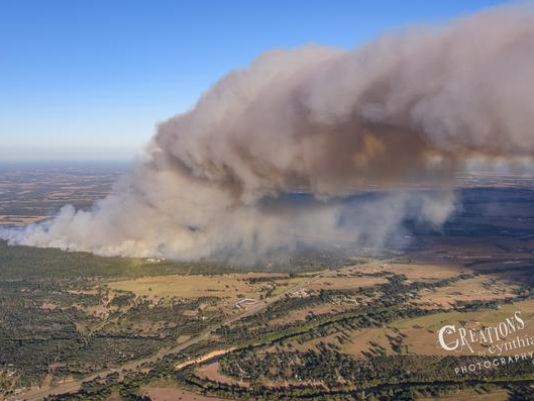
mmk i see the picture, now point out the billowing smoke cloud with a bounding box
[2,4,534,263]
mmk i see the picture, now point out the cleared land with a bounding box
[141,385,229,401]
[1,165,534,401]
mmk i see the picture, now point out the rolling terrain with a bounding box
[1,163,534,401]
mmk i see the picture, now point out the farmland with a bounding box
[1,163,534,401]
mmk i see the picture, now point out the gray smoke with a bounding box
[2,4,534,262]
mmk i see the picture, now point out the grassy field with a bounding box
[351,260,471,281]
[394,299,534,331]
[387,299,534,356]
[108,272,308,300]
[109,274,256,299]
[416,275,518,308]
[333,293,534,358]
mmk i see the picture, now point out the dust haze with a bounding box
[2,4,533,263]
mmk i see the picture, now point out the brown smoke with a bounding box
[3,4,534,262]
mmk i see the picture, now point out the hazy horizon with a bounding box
[0,147,139,162]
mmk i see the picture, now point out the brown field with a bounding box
[305,274,387,291]
[334,299,534,358]
[416,276,518,309]
[108,272,302,300]
[343,260,471,281]
[141,387,231,401]
[393,299,534,356]
[340,327,397,357]
[386,262,470,281]
[195,362,249,388]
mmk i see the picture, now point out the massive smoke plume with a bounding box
[3,4,534,262]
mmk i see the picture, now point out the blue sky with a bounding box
[0,0,512,160]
